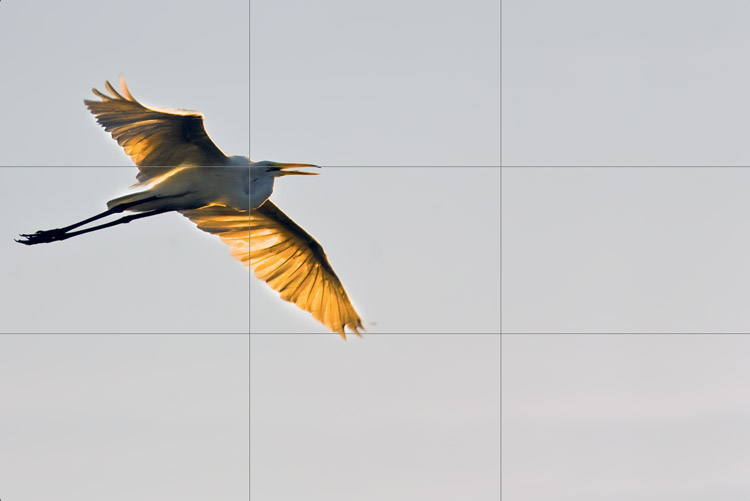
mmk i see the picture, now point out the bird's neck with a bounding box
[227,155,250,166]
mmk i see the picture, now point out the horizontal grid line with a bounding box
[501,165,750,168]
[0,332,502,335]
[249,332,502,335]
[0,332,251,335]
[500,332,750,335]
[0,165,502,169]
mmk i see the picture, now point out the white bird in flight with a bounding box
[17,76,363,337]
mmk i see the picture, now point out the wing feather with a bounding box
[250,201,363,337]
[84,76,227,181]
[180,205,249,266]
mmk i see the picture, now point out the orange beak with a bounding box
[268,163,320,176]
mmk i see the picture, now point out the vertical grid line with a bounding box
[248,0,254,498]
[499,0,504,497]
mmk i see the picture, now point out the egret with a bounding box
[16,77,363,337]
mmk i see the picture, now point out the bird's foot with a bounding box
[16,228,69,245]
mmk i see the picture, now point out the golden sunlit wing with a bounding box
[181,205,249,266]
[84,76,227,181]
[250,201,363,337]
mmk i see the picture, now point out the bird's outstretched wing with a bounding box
[180,205,249,266]
[250,201,363,337]
[84,76,227,182]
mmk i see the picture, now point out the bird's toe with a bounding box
[16,229,65,245]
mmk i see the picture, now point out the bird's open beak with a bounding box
[268,163,320,176]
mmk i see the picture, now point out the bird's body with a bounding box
[17,77,363,336]
[109,164,250,213]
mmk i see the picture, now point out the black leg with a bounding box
[16,205,172,245]
[36,195,163,234]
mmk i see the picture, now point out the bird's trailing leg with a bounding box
[16,196,167,245]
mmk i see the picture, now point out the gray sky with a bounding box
[503,334,750,501]
[251,334,500,500]
[251,0,500,166]
[0,334,250,501]
[0,0,500,499]
[504,0,750,498]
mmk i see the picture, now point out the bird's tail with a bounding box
[107,189,154,211]
[106,189,188,213]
